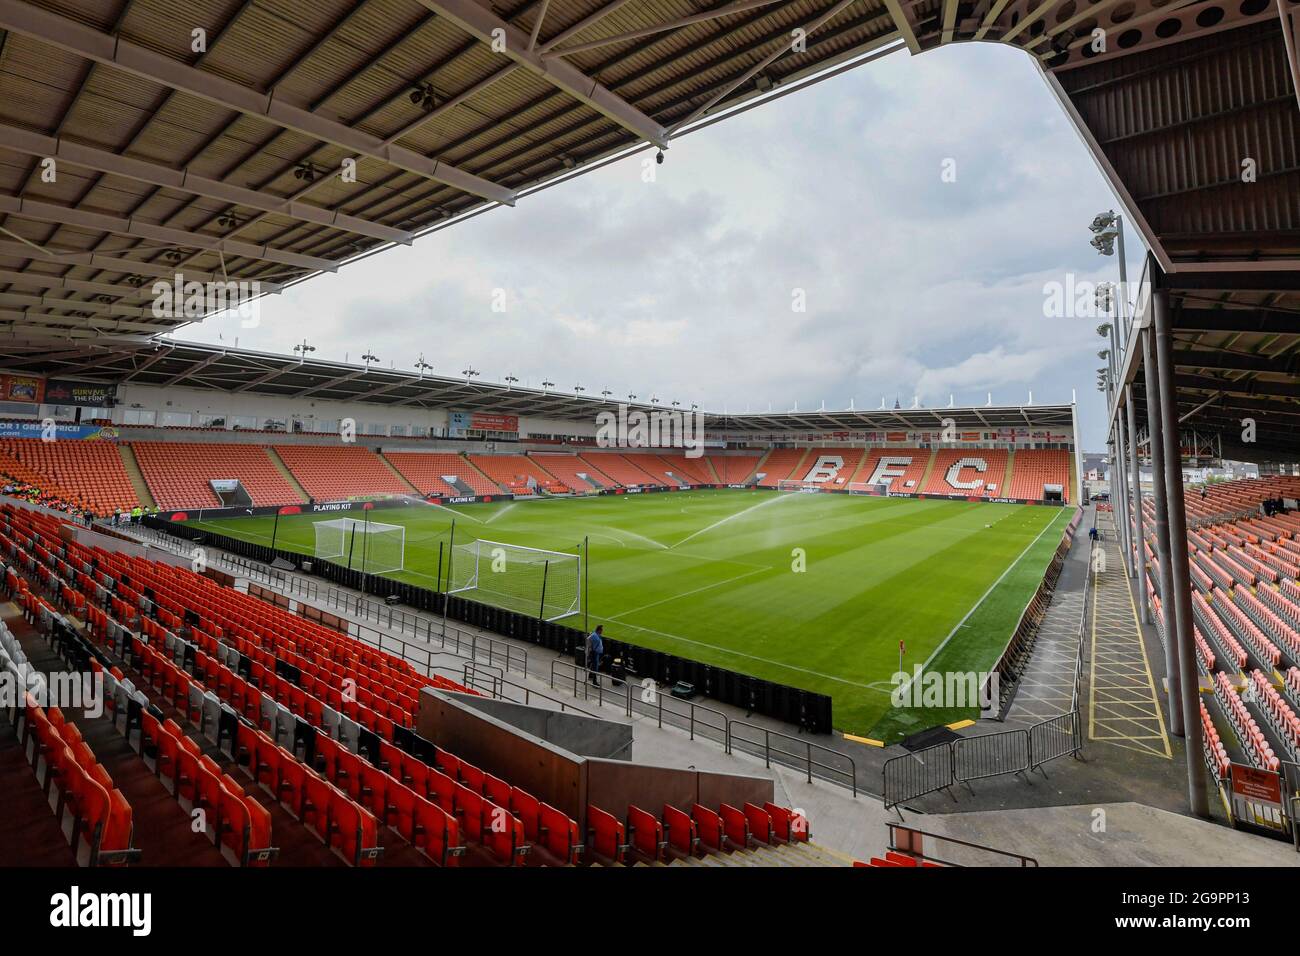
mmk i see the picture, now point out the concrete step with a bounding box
[266,446,311,501]
[117,443,156,508]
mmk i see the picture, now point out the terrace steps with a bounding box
[1001,449,1016,495]
[915,448,939,491]
[116,443,156,509]
[377,452,421,495]
[266,447,311,501]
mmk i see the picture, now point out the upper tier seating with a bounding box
[0,438,139,514]
[383,452,499,497]
[133,442,300,509]
[273,446,411,501]
[922,449,1009,497]
[467,454,567,496]
[1007,450,1071,502]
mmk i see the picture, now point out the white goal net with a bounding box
[312,517,406,574]
[446,538,581,622]
[777,479,823,493]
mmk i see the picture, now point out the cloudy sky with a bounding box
[185,41,1144,450]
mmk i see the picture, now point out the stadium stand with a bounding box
[133,443,300,509]
[383,452,499,497]
[273,446,412,501]
[1142,478,1300,812]
[2,499,818,868]
[922,449,1009,498]
[794,448,866,489]
[1007,450,1072,502]
[0,439,139,515]
[577,453,663,488]
[620,452,711,487]
[755,448,809,488]
[849,448,931,493]
[530,453,615,492]
[468,454,567,496]
[707,454,762,484]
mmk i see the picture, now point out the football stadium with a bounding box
[0,0,1298,935]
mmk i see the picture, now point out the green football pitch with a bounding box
[183,490,1072,738]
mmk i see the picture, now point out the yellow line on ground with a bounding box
[946,719,975,731]
[1121,548,1172,758]
[842,733,884,747]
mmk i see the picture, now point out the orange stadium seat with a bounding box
[273,445,411,501]
[467,454,567,495]
[707,454,761,484]
[848,448,930,492]
[1007,450,1071,502]
[577,453,662,487]
[132,442,301,509]
[755,448,810,487]
[620,452,711,486]
[530,453,616,492]
[922,449,1009,498]
[0,438,139,514]
[383,452,499,496]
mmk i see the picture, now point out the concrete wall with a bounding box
[417,690,587,822]
[453,694,633,759]
[416,689,774,831]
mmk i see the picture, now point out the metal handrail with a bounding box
[225,550,529,676]
[887,822,1038,867]
[727,719,858,796]
[548,657,731,745]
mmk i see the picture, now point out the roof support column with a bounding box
[1142,325,1181,732]
[1153,277,1209,817]
[1115,395,1134,578]
[1126,384,1147,622]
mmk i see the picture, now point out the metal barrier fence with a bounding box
[1030,711,1083,768]
[882,744,956,808]
[951,730,1030,784]
[883,711,1084,809]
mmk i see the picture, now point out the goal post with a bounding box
[777,479,823,493]
[312,517,406,574]
[447,538,581,622]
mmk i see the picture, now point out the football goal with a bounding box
[312,517,406,574]
[446,538,581,622]
[777,479,824,493]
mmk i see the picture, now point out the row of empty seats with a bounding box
[133,442,300,509]
[383,452,499,497]
[0,438,140,514]
[272,445,411,501]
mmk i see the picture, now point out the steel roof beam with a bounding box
[0,239,284,288]
[0,0,516,206]
[0,268,146,300]
[0,126,414,246]
[412,0,669,148]
[0,195,336,273]
[0,307,162,334]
